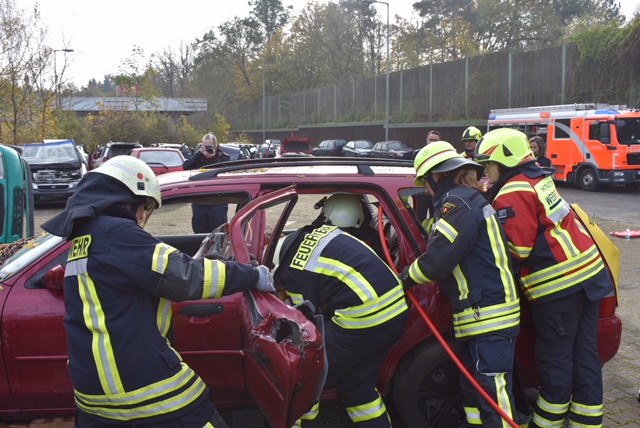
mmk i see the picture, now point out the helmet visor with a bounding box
[138,197,158,228]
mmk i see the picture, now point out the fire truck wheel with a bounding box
[578,167,600,192]
[392,341,466,428]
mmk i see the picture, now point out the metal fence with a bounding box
[227,43,640,131]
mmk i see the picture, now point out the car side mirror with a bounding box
[44,264,65,291]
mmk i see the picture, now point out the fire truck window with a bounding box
[589,123,601,140]
[555,119,571,139]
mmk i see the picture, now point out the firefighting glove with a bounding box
[254,265,276,294]
[399,266,417,289]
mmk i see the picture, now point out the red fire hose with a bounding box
[378,205,519,428]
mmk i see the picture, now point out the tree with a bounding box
[153,41,196,97]
[248,0,291,40]
[113,46,160,109]
[0,0,53,144]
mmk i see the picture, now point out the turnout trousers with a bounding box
[530,290,604,428]
[458,335,517,427]
[293,313,408,428]
[191,203,228,234]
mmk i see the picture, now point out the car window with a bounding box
[139,151,184,167]
[0,233,64,281]
[355,141,373,149]
[388,141,407,150]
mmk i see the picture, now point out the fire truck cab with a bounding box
[488,103,640,191]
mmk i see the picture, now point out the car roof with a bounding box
[158,157,415,189]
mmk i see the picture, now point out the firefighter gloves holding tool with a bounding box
[255,265,276,293]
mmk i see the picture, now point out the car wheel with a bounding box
[392,341,466,428]
[578,168,600,191]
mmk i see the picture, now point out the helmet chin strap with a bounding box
[425,174,439,193]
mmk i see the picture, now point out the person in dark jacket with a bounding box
[475,128,613,428]
[182,133,231,233]
[402,141,520,427]
[41,156,275,428]
[272,209,409,427]
[528,135,552,168]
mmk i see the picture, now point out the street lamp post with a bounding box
[54,48,73,109]
[364,0,389,141]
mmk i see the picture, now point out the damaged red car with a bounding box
[0,156,622,427]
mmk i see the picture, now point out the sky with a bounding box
[16,0,640,88]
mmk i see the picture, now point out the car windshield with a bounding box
[139,151,184,167]
[22,142,79,165]
[0,233,64,281]
[355,141,373,149]
[387,141,408,150]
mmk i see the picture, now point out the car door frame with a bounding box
[228,185,327,428]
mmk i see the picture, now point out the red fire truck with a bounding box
[488,103,640,191]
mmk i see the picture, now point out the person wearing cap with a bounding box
[460,126,483,159]
[182,133,231,233]
[41,156,275,428]
[475,128,612,428]
[401,141,520,427]
[272,196,409,428]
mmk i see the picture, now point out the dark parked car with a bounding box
[93,141,142,169]
[0,157,621,427]
[22,139,87,203]
[371,140,414,160]
[342,140,374,157]
[129,147,186,175]
[313,139,347,156]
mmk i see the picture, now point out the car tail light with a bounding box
[599,295,617,318]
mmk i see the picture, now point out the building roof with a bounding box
[60,97,207,115]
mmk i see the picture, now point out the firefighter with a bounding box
[475,128,613,428]
[401,141,520,427]
[182,133,231,233]
[316,193,384,258]
[41,156,275,428]
[461,126,482,159]
[272,203,409,428]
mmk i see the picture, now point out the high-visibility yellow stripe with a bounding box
[78,273,124,395]
[464,407,482,425]
[345,391,387,423]
[75,364,205,420]
[156,298,172,336]
[493,373,514,428]
[570,401,603,417]
[203,259,225,299]
[409,260,432,284]
[314,256,377,302]
[435,218,458,243]
[486,215,519,302]
[152,243,176,274]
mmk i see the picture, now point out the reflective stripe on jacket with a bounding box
[277,225,408,330]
